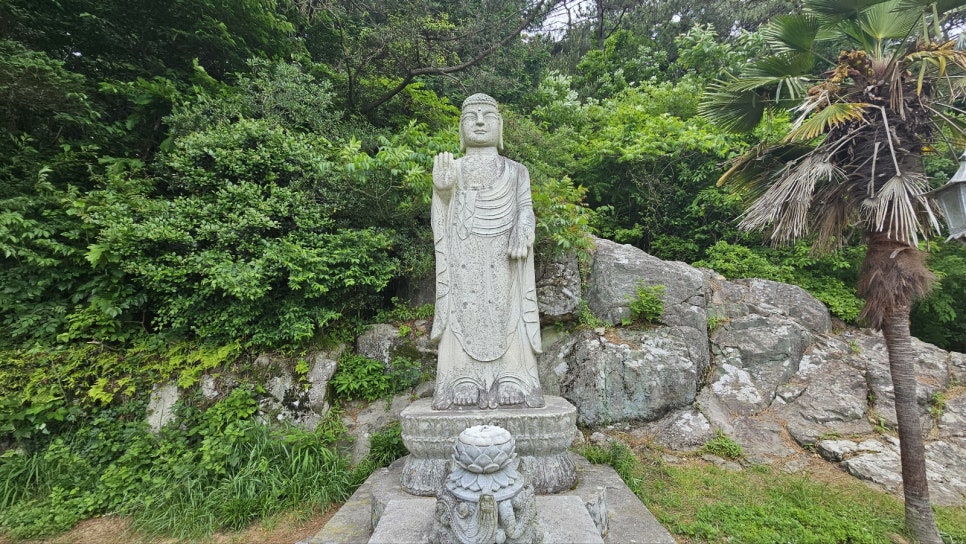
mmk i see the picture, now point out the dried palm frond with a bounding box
[859,171,937,245]
[739,153,843,243]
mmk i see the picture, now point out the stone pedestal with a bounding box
[400,396,578,496]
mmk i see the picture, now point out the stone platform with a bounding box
[399,396,578,495]
[301,455,676,544]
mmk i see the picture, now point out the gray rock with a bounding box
[146,383,180,432]
[939,390,966,438]
[856,331,946,432]
[708,315,811,415]
[815,439,885,462]
[925,438,966,505]
[730,278,831,334]
[584,237,709,331]
[951,352,966,384]
[342,393,412,465]
[356,324,402,365]
[842,448,904,493]
[305,351,339,412]
[639,408,715,451]
[560,327,708,426]
[536,251,582,320]
[536,329,578,397]
[730,416,799,465]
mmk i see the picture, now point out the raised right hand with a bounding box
[433,152,455,191]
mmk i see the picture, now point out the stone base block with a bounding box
[400,396,578,495]
[368,495,603,544]
[301,455,676,544]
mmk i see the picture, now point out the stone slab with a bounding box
[303,455,675,544]
[400,396,577,495]
[368,495,604,544]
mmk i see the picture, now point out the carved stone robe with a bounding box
[430,155,543,409]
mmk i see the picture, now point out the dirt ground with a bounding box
[0,507,338,544]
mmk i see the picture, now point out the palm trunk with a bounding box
[881,307,942,544]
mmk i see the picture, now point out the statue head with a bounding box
[459,93,503,153]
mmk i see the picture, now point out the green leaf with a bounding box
[786,102,870,141]
[762,14,824,54]
[700,82,767,133]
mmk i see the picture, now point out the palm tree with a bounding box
[699,1,966,541]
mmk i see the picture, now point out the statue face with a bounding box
[460,104,501,149]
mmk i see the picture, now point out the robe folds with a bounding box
[430,156,544,410]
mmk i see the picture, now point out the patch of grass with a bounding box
[700,430,743,460]
[580,441,966,544]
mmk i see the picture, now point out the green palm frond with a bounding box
[700,84,767,132]
[744,53,816,102]
[762,14,823,54]
[786,102,870,142]
[806,0,892,21]
[717,143,815,193]
[858,0,921,40]
[745,52,817,80]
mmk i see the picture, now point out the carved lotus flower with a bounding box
[446,425,524,501]
[453,426,515,474]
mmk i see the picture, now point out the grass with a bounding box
[581,441,966,544]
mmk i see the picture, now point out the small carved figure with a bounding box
[431,93,544,410]
[429,426,541,544]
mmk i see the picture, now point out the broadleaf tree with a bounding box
[700,1,966,541]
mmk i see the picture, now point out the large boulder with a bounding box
[773,336,873,445]
[707,314,811,415]
[711,277,831,334]
[584,237,710,332]
[536,251,582,321]
[558,326,709,426]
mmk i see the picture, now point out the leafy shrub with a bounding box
[0,387,357,540]
[366,422,408,468]
[628,282,665,324]
[695,241,863,323]
[84,120,398,348]
[329,354,391,402]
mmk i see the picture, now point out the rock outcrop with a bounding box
[539,237,966,506]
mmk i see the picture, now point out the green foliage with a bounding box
[576,301,606,329]
[0,388,356,540]
[328,353,421,403]
[374,297,435,324]
[628,282,666,324]
[700,431,744,460]
[366,422,409,468]
[695,241,864,322]
[83,120,398,348]
[912,241,966,352]
[0,389,79,442]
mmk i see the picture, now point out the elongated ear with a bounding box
[460,129,466,153]
[498,117,504,153]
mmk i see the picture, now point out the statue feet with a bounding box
[452,383,482,407]
[496,382,526,406]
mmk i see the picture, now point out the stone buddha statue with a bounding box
[430,93,544,410]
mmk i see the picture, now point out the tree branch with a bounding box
[360,0,553,115]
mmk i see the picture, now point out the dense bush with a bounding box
[0,387,360,540]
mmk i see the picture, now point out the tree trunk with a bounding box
[881,307,942,544]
